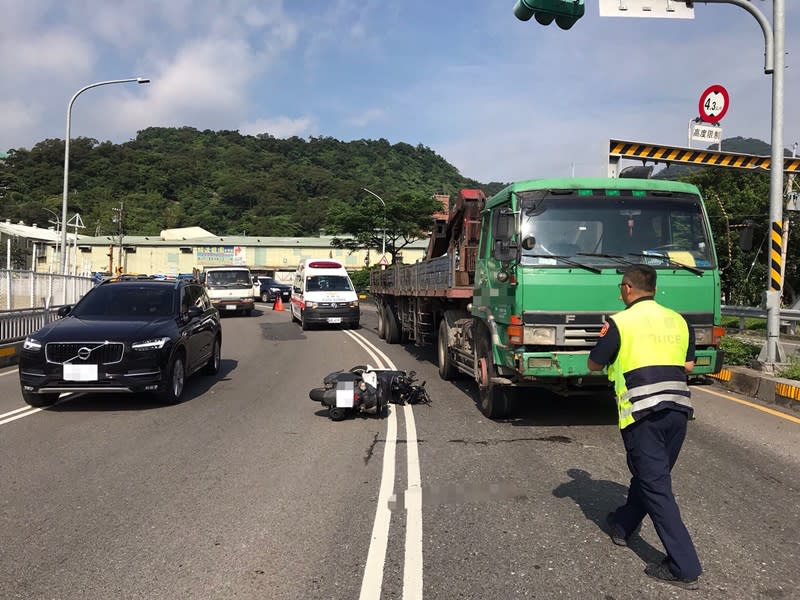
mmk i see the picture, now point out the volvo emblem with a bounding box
[77,346,93,361]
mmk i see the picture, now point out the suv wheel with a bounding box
[158,353,185,404]
[21,389,60,407]
[203,337,221,375]
[261,291,270,303]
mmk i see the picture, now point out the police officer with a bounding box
[587,264,702,591]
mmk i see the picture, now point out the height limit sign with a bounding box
[698,84,729,123]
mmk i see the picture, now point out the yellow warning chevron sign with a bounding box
[609,139,800,173]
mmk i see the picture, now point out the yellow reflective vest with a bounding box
[607,299,693,430]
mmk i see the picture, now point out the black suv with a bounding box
[257,276,291,303]
[19,276,222,406]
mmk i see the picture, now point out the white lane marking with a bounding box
[0,407,42,425]
[402,402,423,599]
[345,329,425,600]
[345,329,395,369]
[0,368,19,377]
[0,405,39,419]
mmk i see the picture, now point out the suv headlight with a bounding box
[23,337,42,351]
[132,337,171,351]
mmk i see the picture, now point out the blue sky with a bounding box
[1,1,798,183]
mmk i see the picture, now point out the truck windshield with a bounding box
[519,193,714,269]
[206,271,252,286]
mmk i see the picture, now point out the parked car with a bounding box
[257,276,292,303]
[18,275,222,407]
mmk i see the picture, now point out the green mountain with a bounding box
[0,127,507,237]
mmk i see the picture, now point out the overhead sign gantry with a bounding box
[607,139,800,178]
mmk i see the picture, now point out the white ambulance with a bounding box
[290,259,359,330]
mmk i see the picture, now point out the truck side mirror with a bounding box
[492,207,518,262]
[739,220,754,252]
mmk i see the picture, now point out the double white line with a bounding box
[0,369,45,425]
[343,329,424,600]
[0,405,43,426]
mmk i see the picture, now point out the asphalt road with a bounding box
[1,302,799,600]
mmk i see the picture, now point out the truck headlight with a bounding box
[348,301,359,308]
[306,301,318,309]
[23,337,42,351]
[132,337,171,351]
[524,326,556,345]
[693,327,712,345]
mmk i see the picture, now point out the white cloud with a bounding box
[239,116,313,138]
[346,108,385,128]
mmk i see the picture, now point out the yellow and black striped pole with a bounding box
[770,221,783,292]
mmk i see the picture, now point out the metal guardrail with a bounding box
[0,270,94,347]
[721,305,800,334]
[0,306,61,344]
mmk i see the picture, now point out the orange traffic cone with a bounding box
[273,295,285,311]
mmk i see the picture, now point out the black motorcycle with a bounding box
[309,365,430,421]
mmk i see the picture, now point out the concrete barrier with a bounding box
[709,367,800,413]
[0,342,21,368]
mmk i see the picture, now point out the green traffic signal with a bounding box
[513,0,585,30]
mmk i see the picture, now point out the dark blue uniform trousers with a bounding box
[613,408,702,580]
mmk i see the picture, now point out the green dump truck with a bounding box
[370,178,725,419]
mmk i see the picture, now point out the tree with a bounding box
[326,191,441,264]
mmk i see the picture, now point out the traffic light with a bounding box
[513,0,585,30]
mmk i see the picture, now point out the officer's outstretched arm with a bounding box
[587,358,605,372]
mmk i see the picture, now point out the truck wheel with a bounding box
[438,320,458,380]
[475,331,511,420]
[301,312,311,331]
[385,306,401,344]
[329,407,347,421]
[376,304,387,339]
[291,305,300,323]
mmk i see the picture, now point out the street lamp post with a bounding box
[61,77,150,274]
[361,187,386,262]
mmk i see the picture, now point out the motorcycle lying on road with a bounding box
[309,365,430,421]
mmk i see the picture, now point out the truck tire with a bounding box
[384,305,401,344]
[438,319,458,380]
[474,329,512,420]
[376,304,387,339]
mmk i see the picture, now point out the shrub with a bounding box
[777,356,800,381]
[720,336,760,366]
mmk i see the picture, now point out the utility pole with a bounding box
[111,202,124,274]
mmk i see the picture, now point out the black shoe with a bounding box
[605,513,628,547]
[644,560,699,590]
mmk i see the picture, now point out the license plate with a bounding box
[327,317,342,324]
[225,305,237,310]
[63,363,98,381]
